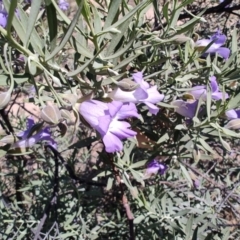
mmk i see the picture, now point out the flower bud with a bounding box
[41,105,61,125]
[52,76,62,87]
[26,59,43,76]
[117,79,139,92]
[225,119,240,130]
[0,135,15,144]
[0,91,11,110]
[172,35,194,48]
[60,109,75,125]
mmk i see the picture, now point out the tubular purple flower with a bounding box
[0,12,7,28]
[108,72,164,115]
[146,160,167,175]
[171,100,198,118]
[12,117,57,149]
[225,109,240,120]
[224,109,240,129]
[79,100,139,153]
[0,0,7,28]
[58,0,69,10]
[189,76,229,101]
[0,1,19,28]
[195,30,230,60]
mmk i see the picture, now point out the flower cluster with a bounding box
[171,31,240,131]
[79,72,164,153]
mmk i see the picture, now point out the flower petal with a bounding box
[133,87,148,100]
[210,76,218,92]
[215,47,230,60]
[158,163,167,175]
[102,132,123,152]
[58,0,69,10]
[109,120,136,140]
[12,137,36,149]
[132,72,149,89]
[226,110,238,120]
[143,86,164,104]
[116,103,139,119]
[17,117,35,139]
[144,102,160,115]
[0,12,7,28]
[146,160,167,175]
[212,91,229,100]
[108,101,122,117]
[146,166,160,174]
[172,100,198,118]
[195,39,212,47]
[189,86,206,100]
[79,100,108,128]
[235,110,240,118]
[109,88,138,102]
[210,31,227,45]
[97,115,112,135]
[146,160,160,174]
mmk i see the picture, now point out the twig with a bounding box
[0,109,14,133]
[226,200,240,219]
[110,154,135,240]
[15,102,40,119]
[33,214,48,240]
[152,0,237,31]
[33,146,59,240]
[179,160,225,190]
[217,181,240,212]
[46,145,106,187]
[6,89,21,115]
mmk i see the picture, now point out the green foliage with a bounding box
[0,0,240,239]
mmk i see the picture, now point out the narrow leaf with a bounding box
[46,1,84,61]
[25,0,42,48]
[45,0,58,51]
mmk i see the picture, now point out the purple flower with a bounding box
[193,179,200,188]
[195,30,230,59]
[0,1,7,28]
[108,72,164,115]
[12,117,57,150]
[0,1,19,28]
[146,160,167,175]
[58,0,69,10]
[225,109,240,120]
[79,100,139,153]
[189,76,229,101]
[171,100,198,118]
[224,109,240,129]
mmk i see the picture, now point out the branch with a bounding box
[152,0,239,31]
[33,146,59,240]
[0,109,14,134]
[110,155,135,240]
[46,145,106,187]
